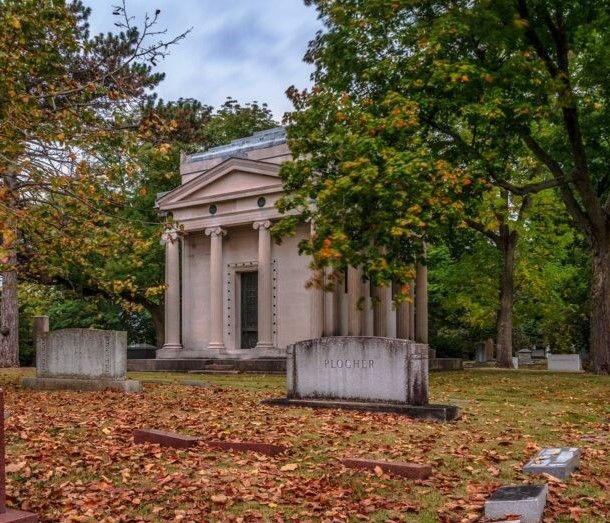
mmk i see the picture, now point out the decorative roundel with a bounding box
[209,204,217,215]
[257,196,266,208]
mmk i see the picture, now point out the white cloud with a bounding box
[85,0,321,119]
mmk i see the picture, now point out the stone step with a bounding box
[188,369,240,375]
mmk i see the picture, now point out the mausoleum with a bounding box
[154,128,429,365]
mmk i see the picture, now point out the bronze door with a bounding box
[240,271,258,349]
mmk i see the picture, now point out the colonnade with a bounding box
[161,225,428,350]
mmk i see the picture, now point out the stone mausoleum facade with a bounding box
[155,128,428,362]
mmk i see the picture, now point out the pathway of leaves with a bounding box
[2,370,609,522]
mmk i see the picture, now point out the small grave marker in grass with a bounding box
[484,485,547,523]
[133,429,199,449]
[523,447,581,480]
[340,458,431,480]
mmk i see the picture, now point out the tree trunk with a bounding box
[496,226,517,368]
[0,250,19,367]
[146,302,165,349]
[590,245,610,374]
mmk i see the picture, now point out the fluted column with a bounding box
[395,281,410,339]
[253,220,274,350]
[373,284,396,337]
[415,260,428,344]
[347,266,363,336]
[162,229,182,350]
[323,269,340,336]
[205,227,227,350]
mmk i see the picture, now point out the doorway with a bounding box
[240,271,258,349]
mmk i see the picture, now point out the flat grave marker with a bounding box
[133,429,199,449]
[340,458,431,480]
[484,485,547,523]
[523,447,581,480]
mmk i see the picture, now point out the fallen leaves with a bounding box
[0,370,607,522]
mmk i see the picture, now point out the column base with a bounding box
[162,343,183,350]
[207,341,226,350]
[255,341,275,350]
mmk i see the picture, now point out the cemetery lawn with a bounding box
[1,369,608,522]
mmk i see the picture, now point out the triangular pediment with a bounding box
[158,158,282,210]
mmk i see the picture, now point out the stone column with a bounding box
[373,285,397,338]
[395,281,411,339]
[205,227,227,350]
[253,221,274,350]
[409,280,416,337]
[415,260,428,344]
[363,280,374,336]
[322,269,338,336]
[161,229,182,350]
[347,266,363,336]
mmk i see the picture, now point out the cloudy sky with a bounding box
[86,1,322,120]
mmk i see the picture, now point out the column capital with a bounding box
[160,228,180,245]
[253,220,272,230]
[205,226,227,238]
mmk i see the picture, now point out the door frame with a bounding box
[236,268,259,350]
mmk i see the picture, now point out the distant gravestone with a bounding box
[531,347,546,359]
[547,354,582,373]
[22,329,141,393]
[264,336,459,421]
[523,447,581,480]
[512,357,519,369]
[485,485,547,523]
[517,349,533,365]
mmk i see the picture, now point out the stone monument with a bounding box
[22,329,141,392]
[0,390,37,522]
[264,336,459,421]
[547,353,583,372]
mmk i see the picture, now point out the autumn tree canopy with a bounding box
[279,0,610,373]
[0,0,187,365]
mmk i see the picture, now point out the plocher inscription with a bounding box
[324,359,375,369]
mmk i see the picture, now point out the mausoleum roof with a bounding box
[184,127,286,164]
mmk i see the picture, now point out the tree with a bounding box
[280,0,610,373]
[21,97,276,348]
[0,0,187,366]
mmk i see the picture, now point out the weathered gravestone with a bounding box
[517,349,533,365]
[547,354,583,372]
[484,485,547,523]
[0,390,37,522]
[264,336,459,421]
[22,329,141,393]
[523,447,581,480]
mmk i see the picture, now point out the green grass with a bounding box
[1,368,608,522]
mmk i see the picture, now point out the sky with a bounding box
[86,1,322,121]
